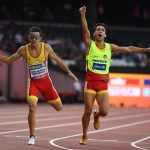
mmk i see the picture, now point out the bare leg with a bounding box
[95,93,109,118]
[28,99,37,136]
[82,92,96,137]
[49,100,62,111]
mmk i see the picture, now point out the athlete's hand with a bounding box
[79,5,86,15]
[68,72,79,82]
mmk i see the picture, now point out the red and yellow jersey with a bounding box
[25,42,49,79]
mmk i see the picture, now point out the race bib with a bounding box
[29,62,48,79]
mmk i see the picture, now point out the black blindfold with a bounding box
[29,34,40,40]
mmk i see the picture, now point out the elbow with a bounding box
[6,59,11,64]
[126,48,132,53]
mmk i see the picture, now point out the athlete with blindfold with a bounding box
[0,26,79,145]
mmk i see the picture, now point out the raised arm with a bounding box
[0,46,25,64]
[111,44,150,53]
[46,44,79,82]
[79,6,92,55]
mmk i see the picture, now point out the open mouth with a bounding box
[98,34,102,38]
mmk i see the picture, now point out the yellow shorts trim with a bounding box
[84,89,96,94]
[27,95,38,101]
[97,90,109,94]
[47,97,60,104]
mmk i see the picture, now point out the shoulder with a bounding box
[44,43,53,51]
[110,43,119,51]
[89,40,94,47]
[17,46,26,57]
[105,42,111,48]
[17,46,26,53]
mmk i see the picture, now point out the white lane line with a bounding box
[131,136,150,150]
[0,111,83,119]
[0,115,81,125]
[89,139,118,142]
[49,120,150,150]
[0,113,149,134]
[0,122,81,135]
[0,113,149,125]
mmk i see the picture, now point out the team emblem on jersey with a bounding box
[103,54,107,59]
[35,60,38,65]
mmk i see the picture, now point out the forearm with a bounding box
[57,58,71,74]
[80,14,88,33]
[128,46,150,53]
[0,55,10,64]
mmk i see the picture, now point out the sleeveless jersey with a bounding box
[86,41,112,74]
[26,42,49,79]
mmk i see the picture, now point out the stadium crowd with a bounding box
[0,0,150,69]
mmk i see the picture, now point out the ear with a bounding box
[104,33,107,38]
[93,32,95,37]
[39,37,42,41]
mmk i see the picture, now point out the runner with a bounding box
[0,26,79,145]
[79,5,150,145]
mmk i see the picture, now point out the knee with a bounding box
[55,106,62,111]
[84,109,92,117]
[100,108,109,116]
[29,105,36,114]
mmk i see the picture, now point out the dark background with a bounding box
[1,0,150,27]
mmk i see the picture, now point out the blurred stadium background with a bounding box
[0,0,150,107]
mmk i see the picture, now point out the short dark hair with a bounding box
[29,26,42,37]
[94,23,107,33]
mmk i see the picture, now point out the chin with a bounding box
[97,39,103,42]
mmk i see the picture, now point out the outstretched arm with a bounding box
[111,44,150,53]
[0,47,24,64]
[79,5,92,55]
[46,44,79,82]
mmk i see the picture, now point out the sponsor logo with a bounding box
[93,56,98,58]
[142,88,150,96]
[92,59,107,63]
[108,86,140,97]
[144,79,150,85]
[29,63,46,70]
[109,78,139,85]
[109,78,126,85]
[92,63,106,70]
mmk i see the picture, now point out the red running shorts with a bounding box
[27,77,60,104]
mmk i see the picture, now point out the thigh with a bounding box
[50,100,62,111]
[96,93,109,112]
[41,78,60,103]
[27,79,39,101]
[95,80,109,113]
[84,92,96,111]
[84,80,97,110]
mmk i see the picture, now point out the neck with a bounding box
[30,43,39,50]
[95,41,105,49]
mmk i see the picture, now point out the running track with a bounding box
[0,103,150,150]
